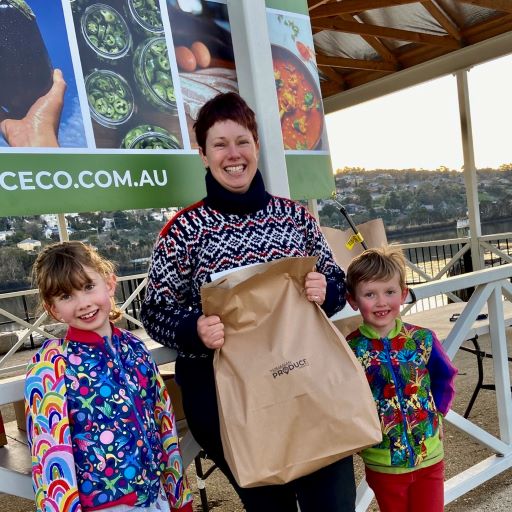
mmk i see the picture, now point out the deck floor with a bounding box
[0,420,31,476]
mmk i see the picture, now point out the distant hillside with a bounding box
[319,167,512,235]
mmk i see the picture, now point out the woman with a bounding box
[141,92,355,511]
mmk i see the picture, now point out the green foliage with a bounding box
[328,167,512,232]
[0,247,35,285]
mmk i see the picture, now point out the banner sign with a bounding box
[266,5,334,197]
[0,152,206,215]
[0,0,333,216]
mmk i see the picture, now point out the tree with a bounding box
[319,203,340,219]
[354,188,372,208]
[0,247,35,285]
[25,222,43,240]
[113,211,136,230]
[385,191,400,210]
[415,182,435,204]
[0,218,10,231]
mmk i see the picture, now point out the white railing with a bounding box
[395,236,470,313]
[479,232,512,265]
[0,273,148,376]
[393,231,512,313]
[0,235,511,504]
[2,232,511,373]
[356,263,512,510]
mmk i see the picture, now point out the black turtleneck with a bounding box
[203,169,272,215]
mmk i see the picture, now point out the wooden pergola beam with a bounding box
[459,0,512,14]
[342,14,512,85]
[309,0,418,18]
[420,1,462,41]
[320,80,345,97]
[316,54,398,71]
[462,13,512,40]
[319,66,347,86]
[308,0,333,10]
[312,18,461,48]
[395,44,453,68]
[309,0,512,102]
[339,13,398,62]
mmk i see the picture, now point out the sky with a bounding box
[325,53,512,172]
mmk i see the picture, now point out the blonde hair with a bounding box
[32,241,122,321]
[346,247,406,295]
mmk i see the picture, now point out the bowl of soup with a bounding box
[271,44,324,150]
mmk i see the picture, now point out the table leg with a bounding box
[462,336,484,418]
[0,409,7,447]
[194,451,218,512]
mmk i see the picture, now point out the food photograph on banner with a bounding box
[167,0,237,147]
[71,0,184,149]
[267,9,329,152]
[0,0,87,148]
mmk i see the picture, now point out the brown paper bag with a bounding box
[321,218,388,269]
[201,257,381,488]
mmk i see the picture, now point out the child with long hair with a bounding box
[25,241,193,512]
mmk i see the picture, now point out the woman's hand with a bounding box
[305,271,327,305]
[197,314,225,349]
[0,68,66,147]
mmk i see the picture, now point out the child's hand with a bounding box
[197,314,225,349]
[305,271,327,305]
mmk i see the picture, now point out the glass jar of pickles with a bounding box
[133,36,176,112]
[85,69,134,128]
[80,3,132,63]
[125,0,164,36]
[121,124,181,149]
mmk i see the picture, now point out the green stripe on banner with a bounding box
[265,0,308,15]
[286,153,336,200]
[0,153,206,216]
[0,152,334,215]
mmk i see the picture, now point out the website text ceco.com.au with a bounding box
[0,169,168,191]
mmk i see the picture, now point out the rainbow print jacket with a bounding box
[347,319,457,472]
[25,325,193,512]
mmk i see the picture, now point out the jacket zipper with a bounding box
[383,336,416,466]
[104,334,156,465]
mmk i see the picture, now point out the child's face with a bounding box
[347,273,408,338]
[48,266,116,339]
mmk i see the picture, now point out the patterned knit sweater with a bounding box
[141,170,346,358]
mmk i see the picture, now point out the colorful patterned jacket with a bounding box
[25,325,193,512]
[347,319,457,473]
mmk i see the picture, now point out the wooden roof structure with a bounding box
[308,0,512,111]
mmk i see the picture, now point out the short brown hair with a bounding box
[346,247,406,295]
[193,92,259,153]
[32,241,121,321]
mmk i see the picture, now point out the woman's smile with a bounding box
[200,119,259,194]
[225,164,245,175]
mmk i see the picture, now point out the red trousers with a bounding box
[365,460,445,512]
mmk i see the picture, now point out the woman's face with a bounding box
[200,119,259,194]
